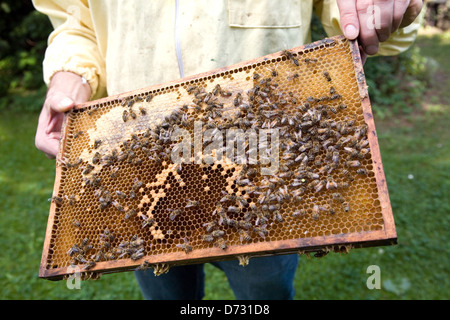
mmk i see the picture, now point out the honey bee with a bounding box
[292,209,306,218]
[212,229,225,238]
[329,106,338,114]
[67,244,80,256]
[273,211,283,223]
[83,261,96,270]
[282,49,299,66]
[202,234,215,242]
[253,225,268,239]
[65,194,77,206]
[338,181,350,189]
[220,89,232,97]
[72,219,81,228]
[91,152,101,165]
[145,94,154,102]
[330,94,341,100]
[358,148,370,158]
[323,71,332,82]
[100,228,114,242]
[99,194,112,210]
[303,58,318,64]
[124,209,137,220]
[332,192,345,203]
[132,180,144,191]
[131,250,145,261]
[342,202,350,212]
[216,238,227,250]
[142,216,155,228]
[49,195,63,204]
[238,229,252,242]
[81,237,90,247]
[115,190,127,199]
[345,160,361,168]
[73,130,83,139]
[227,206,241,214]
[211,84,221,96]
[344,147,359,158]
[306,96,318,103]
[235,178,251,187]
[112,200,124,212]
[203,220,217,233]
[356,168,368,175]
[122,109,129,122]
[176,238,193,253]
[136,261,151,271]
[82,164,95,175]
[326,177,338,190]
[329,87,336,95]
[357,139,370,149]
[74,254,88,264]
[233,93,242,106]
[139,107,147,116]
[312,205,320,220]
[187,85,198,94]
[93,139,102,149]
[168,208,182,221]
[314,179,326,193]
[185,199,200,208]
[342,169,354,181]
[314,250,329,258]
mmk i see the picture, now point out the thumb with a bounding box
[56,97,75,113]
[336,0,360,40]
[46,91,76,113]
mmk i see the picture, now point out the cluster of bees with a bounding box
[56,47,371,274]
[66,229,145,273]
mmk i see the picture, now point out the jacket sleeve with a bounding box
[32,0,107,99]
[313,0,422,56]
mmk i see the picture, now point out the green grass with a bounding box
[0,31,448,300]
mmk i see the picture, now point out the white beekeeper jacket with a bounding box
[32,0,421,100]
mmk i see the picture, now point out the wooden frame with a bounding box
[39,36,396,281]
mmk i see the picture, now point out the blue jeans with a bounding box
[134,254,299,300]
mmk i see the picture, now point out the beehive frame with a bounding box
[40,36,396,281]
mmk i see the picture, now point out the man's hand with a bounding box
[35,71,91,159]
[337,0,423,57]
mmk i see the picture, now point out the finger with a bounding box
[337,0,360,40]
[46,91,75,113]
[45,112,64,135]
[359,46,368,65]
[42,138,60,159]
[356,0,380,55]
[36,104,62,158]
[399,0,423,28]
[36,123,60,159]
[374,0,394,42]
[392,0,410,31]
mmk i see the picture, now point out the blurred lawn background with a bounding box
[0,2,448,300]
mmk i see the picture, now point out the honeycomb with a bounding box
[40,36,396,280]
